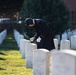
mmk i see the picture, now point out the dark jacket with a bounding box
[33,19,55,51]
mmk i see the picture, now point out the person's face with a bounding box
[28,24,34,27]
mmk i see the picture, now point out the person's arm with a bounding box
[32,32,39,42]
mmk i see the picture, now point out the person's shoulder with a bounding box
[35,19,44,23]
[36,19,43,21]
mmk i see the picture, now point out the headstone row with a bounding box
[0,29,7,44]
[17,28,76,75]
[61,29,76,41]
[19,38,37,68]
[19,39,50,75]
[13,29,24,48]
[19,37,76,75]
[54,36,76,50]
[54,38,70,50]
[53,29,76,50]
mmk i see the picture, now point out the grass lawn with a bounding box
[0,34,32,75]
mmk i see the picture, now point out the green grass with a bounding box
[0,34,32,75]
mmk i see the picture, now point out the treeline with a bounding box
[20,0,70,37]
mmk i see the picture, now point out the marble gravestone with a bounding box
[72,29,76,36]
[55,35,60,44]
[62,32,67,40]
[51,50,76,75]
[33,49,50,75]
[60,40,70,50]
[71,36,76,49]
[20,39,27,58]
[53,38,58,50]
[67,31,72,40]
[26,43,37,68]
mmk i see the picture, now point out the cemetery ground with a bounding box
[0,34,32,75]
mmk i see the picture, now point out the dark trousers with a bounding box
[37,38,55,51]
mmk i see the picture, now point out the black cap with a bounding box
[24,18,33,25]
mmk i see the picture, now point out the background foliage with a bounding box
[20,0,70,37]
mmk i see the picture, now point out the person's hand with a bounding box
[36,37,41,42]
[30,37,36,43]
[30,37,34,42]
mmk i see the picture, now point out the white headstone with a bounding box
[20,39,27,58]
[53,39,58,50]
[33,49,50,75]
[18,34,24,48]
[71,36,76,49]
[55,35,60,44]
[60,40,70,50]
[26,43,37,68]
[72,29,76,36]
[62,32,67,40]
[51,50,76,75]
[67,31,72,40]
[24,40,30,58]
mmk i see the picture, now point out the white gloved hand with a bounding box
[36,37,41,42]
[30,37,34,42]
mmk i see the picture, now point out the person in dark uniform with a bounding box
[24,18,55,51]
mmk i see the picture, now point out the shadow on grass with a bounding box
[0,46,19,51]
[0,67,6,70]
[0,57,6,60]
[0,34,19,51]
[0,52,6,55]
